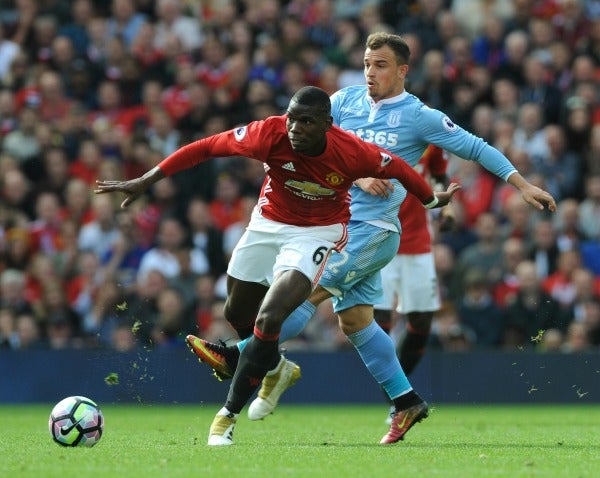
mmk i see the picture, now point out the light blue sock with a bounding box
[237,301,317,352]
[347,320,412,399]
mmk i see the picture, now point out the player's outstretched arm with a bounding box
[95,166,165,209]
[507,172,557,212]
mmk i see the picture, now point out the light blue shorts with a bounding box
[318,220,400,313]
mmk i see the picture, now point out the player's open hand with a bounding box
[433,182,461,207]
[520,183,557,212]
[354,178,394,198]
[94,178,148,209]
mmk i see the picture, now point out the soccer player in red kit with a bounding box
[95,86,459,446]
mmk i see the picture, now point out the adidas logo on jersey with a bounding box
[282,162,296,171]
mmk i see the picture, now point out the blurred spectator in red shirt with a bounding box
[69,137,102,185]
[208,173,244,231]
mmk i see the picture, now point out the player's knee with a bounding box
[338,311,372,335]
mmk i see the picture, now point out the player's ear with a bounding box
[325,115,333,130]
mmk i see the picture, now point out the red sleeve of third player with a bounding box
[424,145,448,177]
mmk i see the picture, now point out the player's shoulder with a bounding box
[253,114,287,137]
[233,115,286,145]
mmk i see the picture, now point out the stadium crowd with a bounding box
[0,0,599,354]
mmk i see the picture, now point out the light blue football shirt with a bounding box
[330,85,517,231]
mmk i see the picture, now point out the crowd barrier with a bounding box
[1,348,598,404]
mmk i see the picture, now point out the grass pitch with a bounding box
[1,403,598,478]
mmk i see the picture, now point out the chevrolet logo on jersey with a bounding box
[285,180,336,200]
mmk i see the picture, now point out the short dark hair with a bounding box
[290,86,331,115]
[366,32,411,65]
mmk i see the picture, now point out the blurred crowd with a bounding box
[0,0,599,354]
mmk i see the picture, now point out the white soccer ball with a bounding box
[48,396,104,447]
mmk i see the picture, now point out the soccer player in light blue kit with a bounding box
[187,32,556,444]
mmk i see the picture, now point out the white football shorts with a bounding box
[227,209,347,287]
[374,252,440,313]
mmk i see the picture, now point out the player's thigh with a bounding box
[274,222,346,285]
[396,252,440,313]
[318,224,399,312]
[227,229,279,286]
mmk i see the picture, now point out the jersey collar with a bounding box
[366,90,409,109]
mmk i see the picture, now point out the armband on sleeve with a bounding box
[424,196,439,209]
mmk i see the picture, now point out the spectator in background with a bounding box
[223,195,257,263]
[81,278,124,344]
[495,29,529,87]
[37,281,82,347]
[0,308,17,349]
[77,193,120,259]
[450,159,497,228]
[38,147,71,201]
[493,237,526,308]
[513,102,549,161]
[146,107,181,157]
[2,106,41,168]
[562,322,591,352]
[456,269,506,347]
[69,137,103,185]
[105,0,146,49]
[534,125,583,201]
[208,173,244,231]
[553,198,585,251]
[150,286,189,348]
[0,88,18,139]
[491,77,521,124]
[498,191,535,241]
[453,212,505,297]
[136,215,194,284]
[60,177,94,226]
[123,268,169,344]
[520,52,563,125]
[543,248,582,310]
[153,0,203,54]
[28,191,63,255]
[100,208,150,293]
[0,269,33,316]
[1,227,32,271]
[57,0,94,58]
[578,175,600,240]
[185,197,227,279]
[504,260,568,348]
[14,312,44,349]
[568,267,600,322]
[397,0,444,53]
[527,218,560,279]
[110,321,139,352]
[0,22,21,83]
[411,49,453,111]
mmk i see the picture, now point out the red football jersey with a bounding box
[158,115,435,227]
[398,145,448,254]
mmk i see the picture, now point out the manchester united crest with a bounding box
[325,172,344,186]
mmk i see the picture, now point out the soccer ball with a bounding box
[48,396,104,447]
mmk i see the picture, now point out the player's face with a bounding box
[286,101,332,156]
[364,46,408,102]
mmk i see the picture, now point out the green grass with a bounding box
[2,404,599,478]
